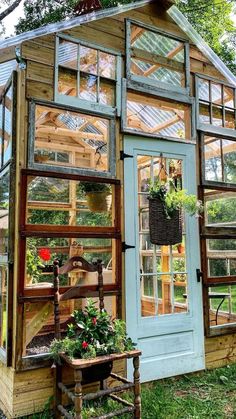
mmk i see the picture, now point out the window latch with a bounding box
[196,269,203,283]
[122,242,135,252]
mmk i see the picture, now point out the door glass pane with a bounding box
[137,154,188,317]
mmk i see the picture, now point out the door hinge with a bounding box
[122,242,135,252]
[120,151,133,161]
[196,269,203,283]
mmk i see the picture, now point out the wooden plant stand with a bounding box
[54,350,141,419]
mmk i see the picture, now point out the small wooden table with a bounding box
[55,350,142,419]
[183,292,230,325]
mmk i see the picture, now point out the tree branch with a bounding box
[0,0,23,22]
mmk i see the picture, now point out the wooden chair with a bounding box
[53,256,141,419]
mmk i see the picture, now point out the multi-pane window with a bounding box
[197,76,236,134]
[56,36,121,114]
[29,103,115,177]
[126,20,190,94]
[200,132,236,334]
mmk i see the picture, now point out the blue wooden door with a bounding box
[124,136,205,382]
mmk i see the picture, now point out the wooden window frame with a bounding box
[199,133,236,335]
[16,169,122,370]
[121,80,196,143]
[27,99,117,178]
[126,19,190,97]
[196,74,236,138]
[54,34,122,117]
[0,71,17,366]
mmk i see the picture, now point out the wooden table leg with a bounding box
[133,356,141,419]
[74,369,83,419]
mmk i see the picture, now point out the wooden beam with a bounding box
[36,126,105,141]
[131,47,184,73]
[144,44,184,77]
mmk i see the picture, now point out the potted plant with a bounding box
[50,299,135,382]
[147,180,203,246]
[80,182,111,213]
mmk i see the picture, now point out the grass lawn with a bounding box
[21,363,236,419]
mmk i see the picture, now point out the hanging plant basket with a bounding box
[86,191,112,213]
[148,197,182,246]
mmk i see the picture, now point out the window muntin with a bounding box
[30,103,115,176]
[126,91,191,141]
[127,21,189,93]
[56,37,120,112]
[203,135,236,184]
[197,76,236,132]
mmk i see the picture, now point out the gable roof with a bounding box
[0,0,235,86]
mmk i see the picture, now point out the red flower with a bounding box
[92,317,97,326]
[38,248,51,261]
[82,341,88,349]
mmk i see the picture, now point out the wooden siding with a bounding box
[205,334,236,369]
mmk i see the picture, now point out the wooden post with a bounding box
[133,356,141,419]
[74,369,83,419]
[97,259,104,312]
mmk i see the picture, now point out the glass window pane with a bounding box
[58,40,78,69]
[26,176,114,227]
[0,265,7,349]
[99,52,116,79]
[224,86,234,108]
[24,295,116,356]
[209,285,236,327]
[0,103,3,167]
[199,79,210,101]
[211,82,222,104]
[34,105,110,173]
[80,46,97,75]
[0,170,10,260]
[99,79,115,106]
[204,190,236,227]
[130,24,185,88]
[25,237,115,287]
[79,73,97,102]
[225,108,235,129]
[212,105,223,127]
[199,102,210,124]
[207,239,236,278]
[58,67,77,96]
[204,136,222,182]
[127,91,191,140]
[3,85,12,165]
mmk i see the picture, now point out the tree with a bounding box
[176,0,236,75]
[0,0,23,35]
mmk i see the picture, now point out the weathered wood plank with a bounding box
[26,61,54,85]
[65,26,124,52]
[22,41,54,66]
[26,79,54,101]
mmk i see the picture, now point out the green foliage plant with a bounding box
[79,182,111,194]
[148,179,203,219]
[50,299,135,361]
